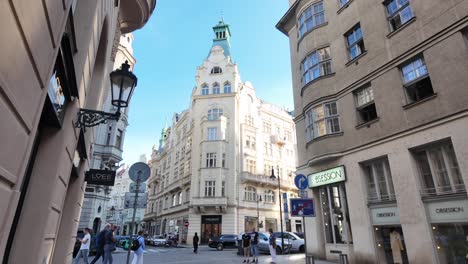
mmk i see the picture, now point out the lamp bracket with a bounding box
[75,108,120,131]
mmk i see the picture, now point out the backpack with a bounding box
[131,237,141,251]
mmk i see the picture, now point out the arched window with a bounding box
[264,190,275,203]
[224,82,231,93]
[208,108,223,120]
[212,83,220,94]
[211,66,222,74]
[244,186,257,201]
[201,84,209,95]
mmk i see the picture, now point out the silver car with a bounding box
[239,232,292,255]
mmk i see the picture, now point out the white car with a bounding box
[273,232,305,253]
[151,235,167,246]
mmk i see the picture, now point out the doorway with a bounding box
[93,217,102,234]
[201,215,222,243]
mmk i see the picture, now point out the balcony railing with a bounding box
[191,196,228,207]
[420,184,467,199]
[367,193,397,204]
[241,172,294,189]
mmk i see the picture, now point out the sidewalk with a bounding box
[274,254,337,264]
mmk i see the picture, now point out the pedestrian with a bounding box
[250,228,259,263]
[73,228,91,264]
[268,229,277,264]
[131,230,145,264]
[193,232,199,254]
[103,224,118,264]
[90,224,111,264]
[242,232,251,263]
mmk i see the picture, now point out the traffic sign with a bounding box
[298,189,308,198]
[124,192,148,209]
[290,198,315,217]
[294,174,308,190]
[129,162,151,182]
[130,182,146,193]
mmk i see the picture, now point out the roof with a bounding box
[276,0,300,36]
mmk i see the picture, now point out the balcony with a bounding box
[191,196,228,213]
[119,0,157,34]
[93,144,123,162]
[420,184,467,201]
[240,172,295,190]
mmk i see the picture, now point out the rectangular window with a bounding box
[115,129,123,149]
[306,102,341,141]
[298,1,326,38]
[246,159,256,174]
[206,153,217,168]
[246,135,256,149]
[263,142,273,156]
[414,142,465,197]
[245,115,254,126]
[320,184,352,244]
[354,85,378,124]
[345,24,365,60]
[204,181,216,197]
[362,158,396,203]
[208,127,217,141]
[285,130,292,141]
[222,181,225,196]
[106,132,111,145]
[264,164,274,176]
[301,47,332,86]
[263,122,272,134]
[222,153,226,168]
[202,85,209,95]
[212,84,220,94]
[401,56,434,103]
[385,0,414,31]
[339,0,349,7]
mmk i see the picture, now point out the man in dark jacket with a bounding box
[90,223,111,264]
[193,233,199,253]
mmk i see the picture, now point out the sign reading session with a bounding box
[308,166,346,188]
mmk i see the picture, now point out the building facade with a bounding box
[277,0,468,263]
[79,33,136,234]
[0,0,155,263]
[144,21,301,245]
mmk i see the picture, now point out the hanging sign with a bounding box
[85,169,116,186]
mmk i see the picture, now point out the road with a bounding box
[107,245,336,264]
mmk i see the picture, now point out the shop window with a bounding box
[320,184,352,244]
[400,56,434,103]
[354,85,378,124]
[374,227,409,263]
[413,141,465,197]
[432,223,468,263]
[362,158,396,203]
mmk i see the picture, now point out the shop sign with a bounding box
[85,169,116,186]
[426,199,468,223]
[370,206,400,225]
[201,215,222,224]
[308,166,346,188]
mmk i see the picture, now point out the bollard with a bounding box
[305,255,315,264]
[339,253,349,264]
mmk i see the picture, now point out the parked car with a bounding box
[151,235,167,247]
[208,234,238,250]
[273,231,305,253]
[293,232,304,239]
[237,232,292,255]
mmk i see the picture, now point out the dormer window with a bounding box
[211,67,222,74]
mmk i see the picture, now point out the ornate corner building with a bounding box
[0,0,155,262]
[277,0,468,263]
[144,21,302,244]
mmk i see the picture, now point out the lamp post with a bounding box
[75,61,137,131]
[256,194,262,230]
[271,165,285,254]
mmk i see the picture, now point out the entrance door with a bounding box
[201,215,222,243]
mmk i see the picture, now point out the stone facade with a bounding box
[0,0,155,262]
[144,21,302,245]
[277,0,468,263]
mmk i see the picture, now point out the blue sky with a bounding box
[122,0,293,165]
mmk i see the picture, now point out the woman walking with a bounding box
[193,233,199,253]
[268,229,277,264]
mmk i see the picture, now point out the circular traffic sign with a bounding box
[129,162,151,182]
[294,174,308,190]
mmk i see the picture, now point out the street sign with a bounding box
[85,169,116,186]
[290,198,315,217]
[129,162,151,182]
[298,189,308,198]
[130,182,146,193]
[294,174,308,190]
[124,192,148,209]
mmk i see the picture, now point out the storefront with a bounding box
[426,199,468,264]
[265,218,278,232]
[308,166,354,257]
[370,206,409,264]
[244,216,258,232]
[201,215,222,243]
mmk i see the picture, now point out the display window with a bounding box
[319,183,352,244]
[432,223,468,264]
[374,226,409,264]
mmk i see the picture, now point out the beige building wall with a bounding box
[0,0,155,263]
[278,0,468,263]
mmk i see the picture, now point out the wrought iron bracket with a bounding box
[75,108,120,131]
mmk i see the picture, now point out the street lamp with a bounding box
[256,194,262,230]
[75,61,137,130]
[271,165,285,254]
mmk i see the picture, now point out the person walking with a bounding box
[131,230,145,264]
[268,229,277,264]
[241,232,251,263]
[73,228,91,264]
[250,228,259,263]
[193,232,199,254]
[90,224,111,264]
[103,225,118,264]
